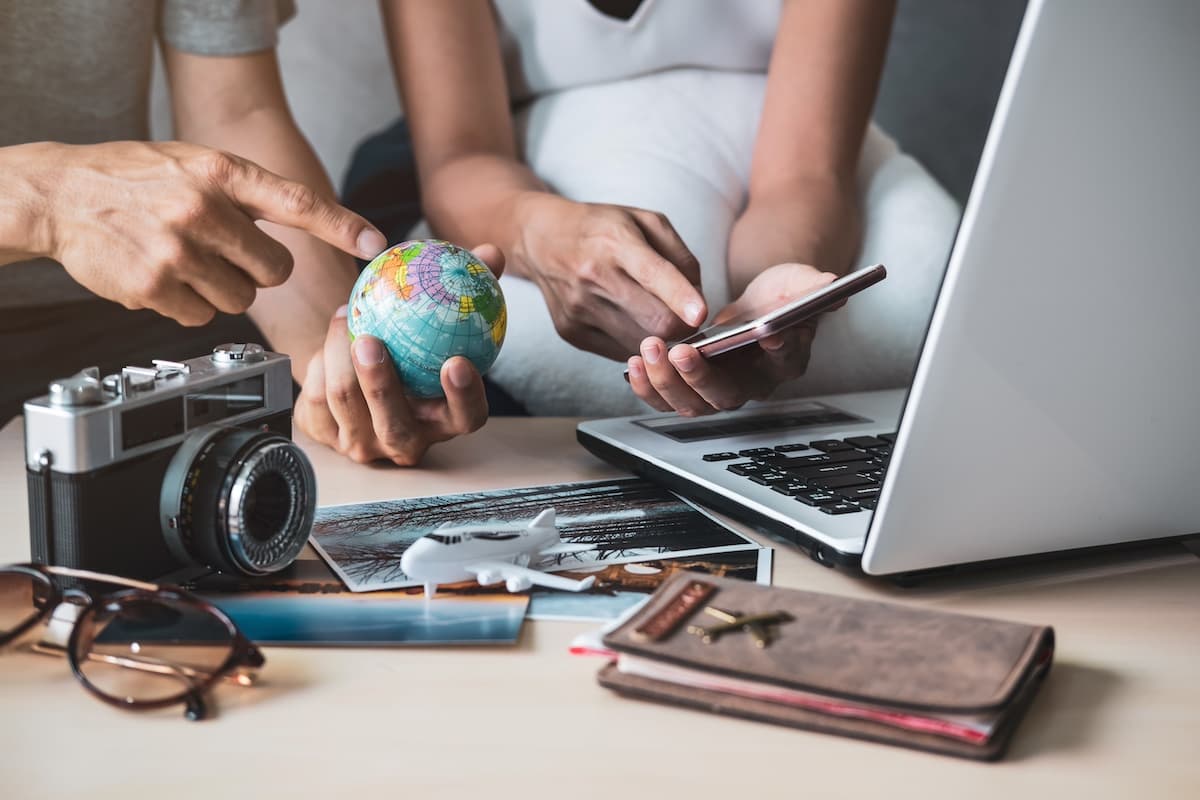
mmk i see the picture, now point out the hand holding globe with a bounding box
[348,239,507,398]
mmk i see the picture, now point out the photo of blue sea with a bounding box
[203,591,528,646]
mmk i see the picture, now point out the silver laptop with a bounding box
[577,0,1200,577]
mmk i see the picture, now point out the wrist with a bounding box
[0,142,62,261]
[729,182,861,296]
[505,189,560,281]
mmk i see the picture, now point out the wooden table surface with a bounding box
[1,416,1197,799]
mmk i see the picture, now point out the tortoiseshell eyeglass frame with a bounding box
[0,562,264,720]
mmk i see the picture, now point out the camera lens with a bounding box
[161,426,316,576]
[241,472,291,543]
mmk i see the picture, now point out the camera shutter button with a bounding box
[212,343,265,365]
[48,368,103,407]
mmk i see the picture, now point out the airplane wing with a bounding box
[464,561,596,593]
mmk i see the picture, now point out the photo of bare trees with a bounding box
[311,478,764,592]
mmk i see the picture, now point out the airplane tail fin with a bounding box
[528,508,556,529]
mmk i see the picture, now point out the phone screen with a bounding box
[677,311,765,345]
[678,264,886,357]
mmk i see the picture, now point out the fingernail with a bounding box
[642,341,662,365]
[685,302,706,326]
[627,358,643,381]
[672,350,698,373]
[448,359,474,389]
[334,304,348,319]
[357,228,387,259]
[760,335,785,352]
[353,337,385,365]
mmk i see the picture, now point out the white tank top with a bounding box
[493,0,782,102]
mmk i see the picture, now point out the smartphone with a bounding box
[678,263,887,358]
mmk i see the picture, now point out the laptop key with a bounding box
[844,436,889,450]
[820,502,863,515]
[838,485,883,501]
[774,443,811,453]
[878,433,898,443]
[858,499,878,510]
[782,450,865,467]
[810,439,856,452]
[737,447,776,457]
[794,490,841,507]
[702,452,740,462]
[770,481,810,496]
[809,474,875,491]
[749,472,788,486]
[786,460,875,479]
[726,462,772,476]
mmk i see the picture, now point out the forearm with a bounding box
[750,0,893,199]
[178,108,358,380]
[729,0,890,296]
[384,0,550,277]
[0,143,58,265]
[422,153,547,280]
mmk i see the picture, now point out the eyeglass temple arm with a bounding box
[31,640,258,687]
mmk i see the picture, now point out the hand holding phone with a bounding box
[682,263,886,358]
[625,263,886,416]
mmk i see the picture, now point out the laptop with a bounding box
[577,0,1200,577]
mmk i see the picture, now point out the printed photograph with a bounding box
[310,477,764,592]
[186,560,529,646]
[525,547,773,622]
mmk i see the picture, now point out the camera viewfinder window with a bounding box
[187,376,266,428]
[122,398,185,450]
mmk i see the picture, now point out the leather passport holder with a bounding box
[598,574,1054,760]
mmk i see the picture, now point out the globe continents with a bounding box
[348,240,506,398]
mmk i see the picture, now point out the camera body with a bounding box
[25,344,316,581]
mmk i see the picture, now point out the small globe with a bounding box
[348,239,506,398]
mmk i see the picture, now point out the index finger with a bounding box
[618,229,707,328]
[627,208,701,287]
[217,156,387,260]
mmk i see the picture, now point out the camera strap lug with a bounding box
[37,450,55,564]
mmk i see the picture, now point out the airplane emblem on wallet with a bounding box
[688,606,794,649]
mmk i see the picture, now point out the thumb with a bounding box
[470,243,506,279]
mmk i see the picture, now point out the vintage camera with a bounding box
[24,344,317,580]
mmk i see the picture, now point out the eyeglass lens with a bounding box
[0,570,53,638]
[73,595,237,704]
[2,568,241,707]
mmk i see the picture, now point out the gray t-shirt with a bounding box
[0,0,293,308]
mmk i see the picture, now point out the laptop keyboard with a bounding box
[703,433,896,515]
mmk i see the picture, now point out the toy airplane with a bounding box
[399,508,597,599]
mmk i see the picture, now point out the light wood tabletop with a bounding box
[1,415,1197,799]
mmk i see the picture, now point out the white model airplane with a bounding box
[399,508,597,599]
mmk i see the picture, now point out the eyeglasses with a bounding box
[0,563,263,720]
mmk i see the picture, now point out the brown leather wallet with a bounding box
[598,574,1055,760]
